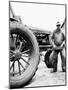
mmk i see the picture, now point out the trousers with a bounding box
[49,47,66,71]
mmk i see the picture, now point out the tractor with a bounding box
[9,3,66,88]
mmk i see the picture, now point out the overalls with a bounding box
[49,28,66,72]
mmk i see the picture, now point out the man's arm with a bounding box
[60,32,65,48]
[49,32,56,48]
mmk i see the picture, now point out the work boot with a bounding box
[51,68,57,73]
[62,66,66,72]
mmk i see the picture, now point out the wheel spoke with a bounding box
[18,61,26,70]
[21,57,30,65]
[10,61,15,71]
[19,42,23,51]
[13,61,15,76]
[18,61,21,75]
[10,54,15,59]
[21,38,26,45]
[16,34,19,42]
[15,34,20,48]
[22,49,30,54]
[10,50,15,54]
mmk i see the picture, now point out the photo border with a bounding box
[9,1,67,89]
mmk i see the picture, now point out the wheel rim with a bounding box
[10,29,33,77]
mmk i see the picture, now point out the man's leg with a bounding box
[49,50,58,72]
[60,47,66,72]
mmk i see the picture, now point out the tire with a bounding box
[10,22,39,88]
[44,50,53,68]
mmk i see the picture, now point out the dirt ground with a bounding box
[25,51,66,87]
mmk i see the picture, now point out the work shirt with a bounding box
[51,28,65,46]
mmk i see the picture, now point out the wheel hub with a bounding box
[15,53,21,59]
[14,50,22,60]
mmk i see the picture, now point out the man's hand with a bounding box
[60,41,65,48]
[53,45,62,50]
[53,44,57,48]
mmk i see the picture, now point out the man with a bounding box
[49,21,66,72]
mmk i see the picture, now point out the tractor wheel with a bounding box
[9,22,39,88]
[44,50,53,68]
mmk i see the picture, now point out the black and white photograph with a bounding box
[9,1,66,89]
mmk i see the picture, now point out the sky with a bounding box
[10,2,65,32]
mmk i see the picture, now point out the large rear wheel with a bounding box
[9,23,39,88]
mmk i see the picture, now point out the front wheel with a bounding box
[44,50,53,68]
